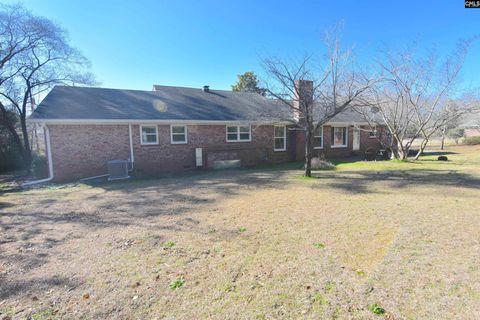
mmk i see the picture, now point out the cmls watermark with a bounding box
[465,0,480,8]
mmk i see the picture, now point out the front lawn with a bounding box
[1,145,479,319]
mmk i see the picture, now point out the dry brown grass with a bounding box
[1,145,480,319]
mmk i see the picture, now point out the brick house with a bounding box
[28,82,384,182]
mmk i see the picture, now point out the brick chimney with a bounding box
[293,80,313,123]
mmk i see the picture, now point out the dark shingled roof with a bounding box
[30,85,366,123]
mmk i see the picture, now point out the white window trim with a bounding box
[140,124,158,145]
[226,125,252,142]
[313,125,324,149]
[273,125,286,151]
[331,126,348,148]
[170,125,188,144]
[369,125,377,138]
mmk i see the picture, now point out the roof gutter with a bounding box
[27,119,373,126]
[22,125,54,187]
[27,119,294,126]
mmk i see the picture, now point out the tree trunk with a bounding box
[0,106,27,171]
[20,113,32,175]
[304,125,313,177]
[392,139,408,160]
[398,149,408,161]
[440,125,446,150]
[414,138,428,160]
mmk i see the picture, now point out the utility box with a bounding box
[195,148,203,167]
[213,160,241,170]
[107,160,130,181]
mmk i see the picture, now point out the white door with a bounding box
[353,128,360,151]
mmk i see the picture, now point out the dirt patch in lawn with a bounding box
[1,146,480,319]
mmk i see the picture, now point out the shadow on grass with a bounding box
[311,169,480,194]
[0,201,14,209]
[0,275,79,300]
[0,168,292,286]
[2,169,293,233]
[422,151,458,156]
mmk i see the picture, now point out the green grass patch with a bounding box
[164,240,176,248]
[169,279,185,289]
[31,309,55,320]
[313,242,325,249]
[313,292,328,305]
[356,269,366,277]
[324,281,335,293]
[368,303,386,316]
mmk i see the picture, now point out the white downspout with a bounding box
[22,125,54,186]
[128,124,134,170]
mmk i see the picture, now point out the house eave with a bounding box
[327,121,371,126]
[28,118,376,127]
[27,118,294,126]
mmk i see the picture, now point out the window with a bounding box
[331,126,347,147]
[274,126,286,151]
[170,125,187,144]
[313,126,323,149]
[226,125,251,142]
[369,125,377,138]
[140,125,158,145]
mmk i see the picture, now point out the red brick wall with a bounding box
[49,125,130,181]
[48,124,292,181]
[293,125,383,160]
[48,123,386,181]
[130,124,292,175]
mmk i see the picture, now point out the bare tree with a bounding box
[434,98,478,150]
[262,27,375,176]
[357,40,477,160]
[0,4,94,174]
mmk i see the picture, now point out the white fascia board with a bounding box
[28,118,373,126]
[27,118,293,126]
[325,121,370,126]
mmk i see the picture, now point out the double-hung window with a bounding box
[274,126,286,151]
[226,125,251,142]
[140,125,158,145]
[170,125,187,144]
[313,126,323,149]
[331,126,348,147]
